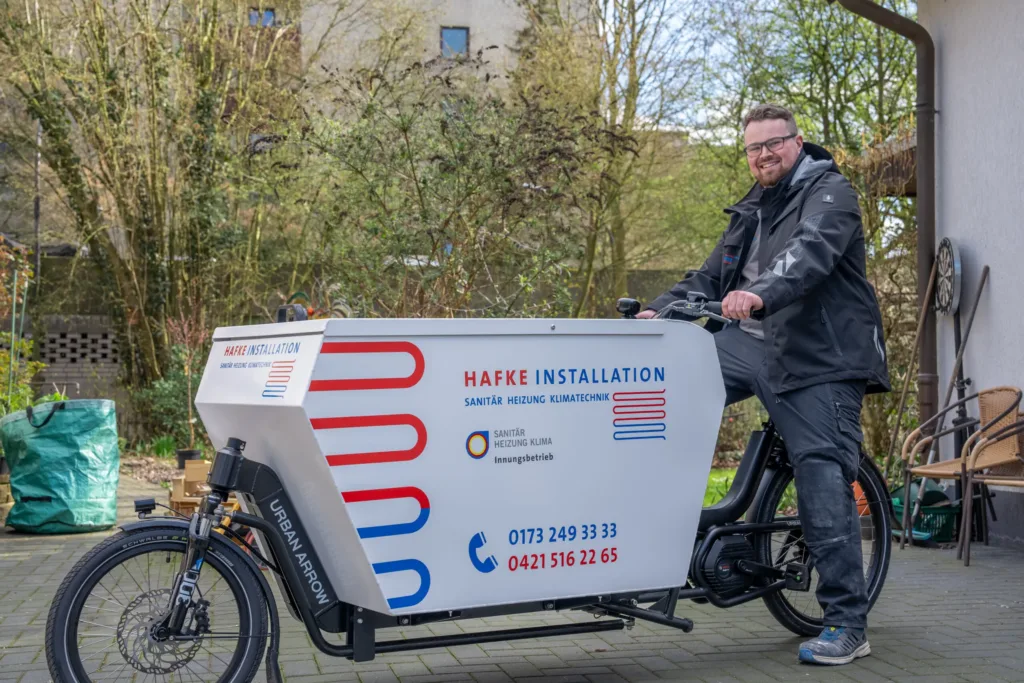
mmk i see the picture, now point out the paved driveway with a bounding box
[2,477,1023,682]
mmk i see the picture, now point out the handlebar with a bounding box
[616,294,763,325]
[652,299,731,324]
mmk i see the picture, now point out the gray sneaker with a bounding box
[798,626,870,665]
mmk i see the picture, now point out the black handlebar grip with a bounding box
[706,301,765,320]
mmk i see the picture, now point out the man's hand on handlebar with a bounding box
[634,291,762,321]
[721,290,763,320]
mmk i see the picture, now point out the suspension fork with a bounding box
[161,491,224,635]
[153,438,252,639]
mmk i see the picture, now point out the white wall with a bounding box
[918,0,1024,543]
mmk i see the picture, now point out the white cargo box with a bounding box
[195,318,725,616]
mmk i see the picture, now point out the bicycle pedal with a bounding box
[784,563,811,591]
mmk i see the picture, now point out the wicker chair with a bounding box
[959,410,1024,565]
[899,386,1023,548]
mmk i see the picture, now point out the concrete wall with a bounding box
[300,0,529,77]
[918,0,1024,545]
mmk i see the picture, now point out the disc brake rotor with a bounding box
[116,589,203,674]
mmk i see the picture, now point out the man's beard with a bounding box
[755,155,787,187]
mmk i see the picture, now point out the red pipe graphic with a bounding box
[310,341,425,391]
[311,414,427,466]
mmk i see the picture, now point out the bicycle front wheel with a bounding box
[751,455,892,637]
[46,526,268,683]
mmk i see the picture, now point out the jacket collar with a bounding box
[725,142,838,216]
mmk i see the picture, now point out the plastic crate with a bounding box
[892,500,959,543]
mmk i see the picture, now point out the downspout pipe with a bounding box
[831,0,938,430]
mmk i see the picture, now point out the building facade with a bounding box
[917,0,1024,545]
[300,0,531,77]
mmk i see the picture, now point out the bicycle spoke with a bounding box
[80,619,117,631]
[94,658,132,681]
[205,572,225,595]
[121,557,149,596]
[95,580,126,608]
[202,646,233,670]
[82,603,123,614]
[182,656,218,680]
[111,571,139,607]
[80,641,118,664]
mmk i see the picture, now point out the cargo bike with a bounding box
[44,295,892,682]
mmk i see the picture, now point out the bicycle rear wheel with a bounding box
[46,526,267,682]
[751,455,891,636]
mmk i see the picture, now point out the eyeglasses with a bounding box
[744,134,796,157]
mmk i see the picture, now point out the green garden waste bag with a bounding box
[0,399,119,533]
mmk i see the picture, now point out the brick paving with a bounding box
[2,476,1024,682]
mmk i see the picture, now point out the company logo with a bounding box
[612,389,667,441]
[225,341,302,357]
[466,431,489,459]
[263,359,296,399]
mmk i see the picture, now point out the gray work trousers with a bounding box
[714,323,870,629]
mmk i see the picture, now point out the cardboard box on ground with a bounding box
[0,473,11,525]
[169,460,239,516]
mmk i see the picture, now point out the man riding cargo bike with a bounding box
[638,103,891,665]
[42,103,893,682]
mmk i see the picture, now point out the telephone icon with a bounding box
[468,531,498,573]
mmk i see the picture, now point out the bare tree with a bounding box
[511,0,709,314]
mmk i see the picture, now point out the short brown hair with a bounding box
[742,104,798,135]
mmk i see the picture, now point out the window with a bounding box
[440,27,469,58]
[249,7,275,27]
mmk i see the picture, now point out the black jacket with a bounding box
[648,143,891,395]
